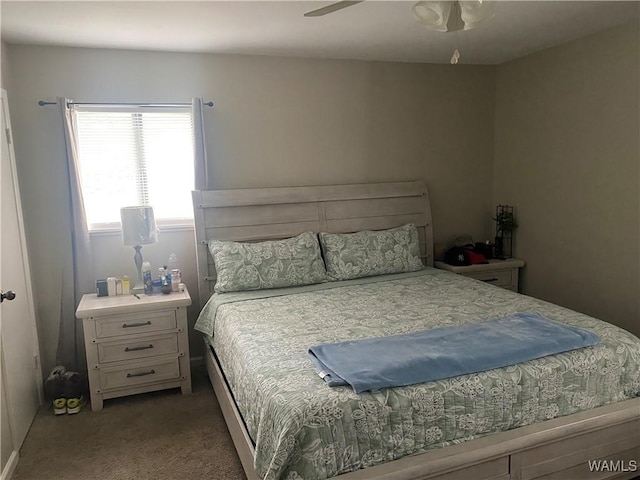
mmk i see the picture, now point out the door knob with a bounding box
[1,291,16,303]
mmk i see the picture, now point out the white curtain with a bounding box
[192,98,209,190]
[57,97,93,373]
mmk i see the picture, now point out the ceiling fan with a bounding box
[304,1,495,33]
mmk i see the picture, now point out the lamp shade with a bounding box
[412,0,495,32]
[120,206,158,246]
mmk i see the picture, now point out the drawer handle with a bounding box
[124,344,154,352]
[126,369,155,378]
[122,321,152,328]
[482,278,499,282]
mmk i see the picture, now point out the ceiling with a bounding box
[1,1,638,65]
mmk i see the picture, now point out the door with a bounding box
[0,88,43,452]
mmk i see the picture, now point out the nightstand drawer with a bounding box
[466,269,513,287]
[98,333,179,363]
[94,310,177,339]
[99,357,180,391]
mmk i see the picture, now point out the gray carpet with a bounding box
[12,366,247,480]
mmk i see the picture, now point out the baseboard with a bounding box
[1,450,19,480]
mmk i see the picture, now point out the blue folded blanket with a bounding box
[308,312,599,394]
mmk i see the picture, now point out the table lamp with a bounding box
[120,206,158,294]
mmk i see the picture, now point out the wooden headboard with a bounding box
[192,181,434,308]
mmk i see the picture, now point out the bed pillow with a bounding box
[319,224,424,281]
[209,232,327,293]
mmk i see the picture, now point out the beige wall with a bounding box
[1,42,8,89]
[5,45,495,373]
[494,22,640,336]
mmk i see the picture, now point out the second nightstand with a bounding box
[76,288,192,411]
[434,258,525,292]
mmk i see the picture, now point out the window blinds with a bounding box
[74,106,194,229]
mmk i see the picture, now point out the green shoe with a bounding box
[66,396,85,415]
[53,398,67,415]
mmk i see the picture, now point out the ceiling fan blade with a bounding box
[304,1,364,17]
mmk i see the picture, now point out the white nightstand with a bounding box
[434,258,525,292]
[76,288,192,411]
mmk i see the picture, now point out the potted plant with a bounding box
[494,205,517,258]
[495,210,518,232]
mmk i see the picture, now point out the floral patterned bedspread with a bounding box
[201,268,640,480]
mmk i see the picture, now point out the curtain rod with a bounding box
[38,100,214,107]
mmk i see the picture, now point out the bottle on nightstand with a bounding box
[171,269,180,292]
[168,253,181,292]
[122,275,130,295]
[142,261,152,294]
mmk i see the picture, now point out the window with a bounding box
[74,105,195,230]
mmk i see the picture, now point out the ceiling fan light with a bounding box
[412,0,494,32]
[460,0,495,30]
[411,1,453,32]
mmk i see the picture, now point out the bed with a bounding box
[192,181,640,480]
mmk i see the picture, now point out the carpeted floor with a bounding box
[12,366,247,480]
